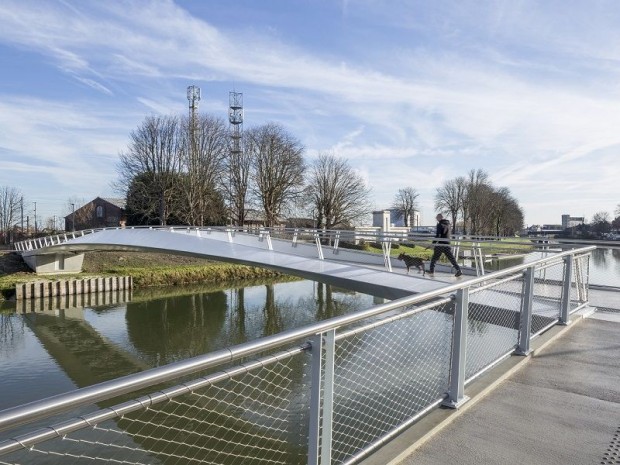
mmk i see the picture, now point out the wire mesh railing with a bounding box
[0,247,596,465]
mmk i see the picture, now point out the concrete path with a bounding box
[396,314,620,465]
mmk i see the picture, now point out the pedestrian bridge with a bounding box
[14,227,466,299]
[1,232,598,465]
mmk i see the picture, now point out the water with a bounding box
[483,247,620,288]
[0,272,557,464]
[0,279,379,412]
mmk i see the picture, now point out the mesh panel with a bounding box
[530,261,564,333]
[329,305,453,464]
[0,354,309,465]
[466,277,522,380]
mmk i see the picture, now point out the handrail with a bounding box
[13,225,579,256]
[0,245,595,433]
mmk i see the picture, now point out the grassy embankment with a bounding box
[0,250,295,301]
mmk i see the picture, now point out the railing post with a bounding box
[321,330,335,465]
[381,237,392,272]
[308,330,335,465]
[292,228,299,247]
[314,232,324,260]
[560,254,574,325]
[443,288,470,409]
[333,231,340,254]
[516,266,535,355]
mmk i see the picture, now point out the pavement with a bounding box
[361,309,620,465]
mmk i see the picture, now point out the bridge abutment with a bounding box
[22,253,85,275]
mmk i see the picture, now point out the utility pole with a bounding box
[71,203,75,232]
[20,196,23,238]
[34,202,37,235]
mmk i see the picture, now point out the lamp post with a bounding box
[71,203,75,232]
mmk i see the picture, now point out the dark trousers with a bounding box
[430,245,460,272]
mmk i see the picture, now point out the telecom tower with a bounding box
[187,85,201,120]
[229,91,243,152]
[228,91,243,225]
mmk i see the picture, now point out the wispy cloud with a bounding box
[0,0,619,223]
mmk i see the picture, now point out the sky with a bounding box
[0,0,619,228]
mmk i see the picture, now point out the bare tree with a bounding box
[391,187,419,228]
[247,123,305,227]
[0,186,22,244]
[179,114,228,225]
[464,169,493,235]
[223,130,254,226]
[117,115,183,225]
[307,153,372,230]
[434,176,466,234]
[489,187,523,236]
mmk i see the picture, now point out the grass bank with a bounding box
[0,251,296,301]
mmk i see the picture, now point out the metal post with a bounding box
[315,232,324,260]
[71,203,75,232]
[292,228,299,247]
[516,266,535,355]
[308,333,323,465]
[560,254,574,325]
[443,288,470,409]
[382,238,392,272]
[320,330,336,465]
[333,231,340,254]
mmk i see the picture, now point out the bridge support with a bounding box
[22,253,85,275]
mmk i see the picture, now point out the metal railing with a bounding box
[0,246,594,465]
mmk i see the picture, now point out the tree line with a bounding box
[115,113,373,229]
[434,169,524,236]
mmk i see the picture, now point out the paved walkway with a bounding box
[393,312,620,465]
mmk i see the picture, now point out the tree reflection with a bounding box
[0,313,24,356]
[125,291,228,366]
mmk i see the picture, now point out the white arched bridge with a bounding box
[14,226,464,299]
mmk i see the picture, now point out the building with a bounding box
[562,214,585,230]
[372,209,421,230]
[64,197,126,231]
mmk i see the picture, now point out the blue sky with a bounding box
[1,0,619,228]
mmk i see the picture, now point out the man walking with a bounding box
[428,213,462,277]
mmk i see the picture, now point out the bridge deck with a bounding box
[31,228,463,300]
[363,312,620,465]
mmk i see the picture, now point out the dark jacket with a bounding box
[433,219,451,244]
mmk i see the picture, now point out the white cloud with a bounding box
[0,0,619,225]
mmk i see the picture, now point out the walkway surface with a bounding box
[392,311,620,465]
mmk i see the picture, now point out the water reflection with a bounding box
[0,279,376,410]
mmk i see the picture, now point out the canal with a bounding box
[0,278,381,412]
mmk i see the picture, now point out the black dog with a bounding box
[397,253,425,275]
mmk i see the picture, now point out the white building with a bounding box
[561,214,585,230]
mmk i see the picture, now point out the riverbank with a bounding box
[0,251,294,301]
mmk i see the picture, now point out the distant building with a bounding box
[372,209,421,230]
[562,214,585,230]
[64,197,126,231]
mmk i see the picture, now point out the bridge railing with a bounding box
[13,226,560,278]
[0,246,594,465]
